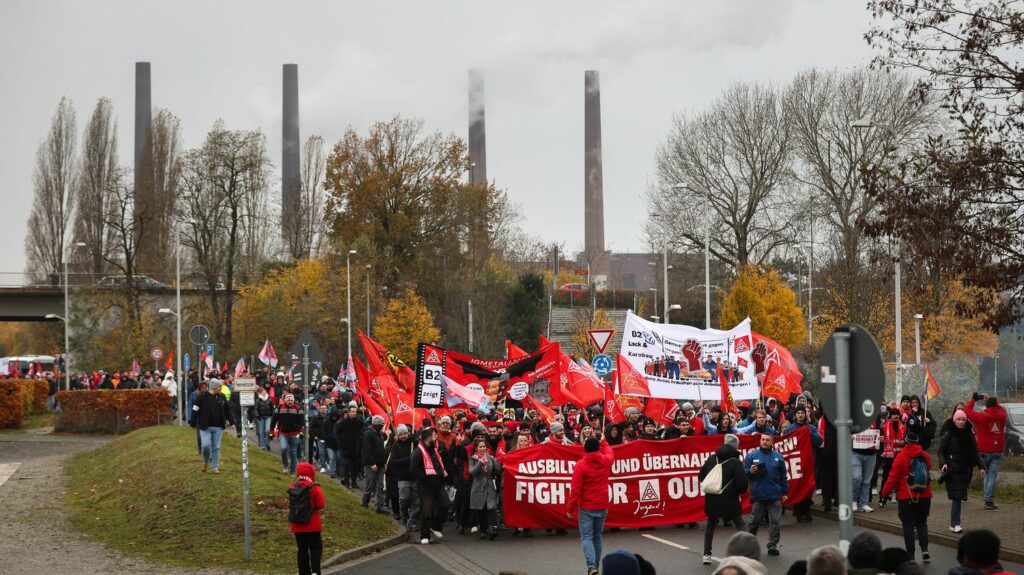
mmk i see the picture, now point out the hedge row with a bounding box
[54,389,173,433]
[0,381,25,429]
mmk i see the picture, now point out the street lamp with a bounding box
[365,264,372,335]
[59,241,87,391]
[158,307,183,424]
[667,304,681,324]
[914,314,923,365]
[649,287,658,319]
[346,249,356,362]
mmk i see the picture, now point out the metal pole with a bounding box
[662,245,669,324]
[894,253,903,398]
[468,300,474,353]
[808,241,814,346]
[176,228,184,425]
[995,351,1000,397]
[346,251,353,362]
[63,250,70,392]
[834,330,854,554]
[240,403,252,559]
[303,343,310,462]
[705,210,711,330]
[914,315,922,365]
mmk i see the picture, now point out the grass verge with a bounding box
[64,425,400,573]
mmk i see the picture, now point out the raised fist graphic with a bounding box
[682,339,703,371]
[752,341,768,376]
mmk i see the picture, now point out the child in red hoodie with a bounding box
[881,431,932,563]
[290,462,326,575]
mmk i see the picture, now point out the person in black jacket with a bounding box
[906,395,937,450]
[387,424,418,530]
[190,379,236,474]
[360,415,388,513]
[334,405,362,488]
[698,433,749,565]
[412,426,449,545]
[253,385,275,450]
[322,406,343,478]
[384,424,413,522]
[938,410,985,533]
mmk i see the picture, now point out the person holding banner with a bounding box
[566,432,614,575]
[699,434,749,565]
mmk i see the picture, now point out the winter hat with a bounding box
[348,400,358,408]
[954,409,968,421]
[601,549,640,575]
[470,421,487,435]
[439,415,453,425]
[550,422,565,433]
[713,556,768,575]
[681,402,694,411]
[724,434,740,449]
[584,437,600,453]
[371,415,385,426]
[726,531,761,561]
[904,431,919,444]
[296,461,316,482]
[396,424,409,435]
[208,379,223,391]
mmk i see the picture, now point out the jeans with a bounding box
[281,434,302,474]
[316,440,328,469]
[749,499,782,551]
[326,448,340,477]
[851,452,877,506]
[362,465,385,510]
[981,452,1002,502]
[950,498,962,527]
[199,426,225,470]
[255,416,271,449]
[399,480,420,528]
[704,512,747,555]
[578,508,608,570]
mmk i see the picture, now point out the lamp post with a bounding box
[364,264,372,335]
[346,249,356,361]
[914,314,923,365]
[158,307,183,424]
[649,287,658,319]
[59,241,87,391]
[668,304,681,324]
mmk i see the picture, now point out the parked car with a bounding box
[558,283,589,296]
[96,275,169,289]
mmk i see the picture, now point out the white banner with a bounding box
[620,312,759,400]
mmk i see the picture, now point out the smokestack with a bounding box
[584,70,605,265]
[468,69,487,185]
[282,63,300,244]
[134,62,151,194]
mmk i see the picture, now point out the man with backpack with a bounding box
[288,461,326,575]
[698,433,749,565]
[880,431,932,563]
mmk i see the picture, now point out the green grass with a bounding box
[64,425,401,573]
[22,411,55,429]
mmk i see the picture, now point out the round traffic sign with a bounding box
[150,347,164,361]
[592,354,613,376]
[189,324,210,345]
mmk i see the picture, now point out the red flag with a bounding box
[354,356,391,414]
[506,340,529,359]
[603,381,625,424]
[561,356,606,407]
[522,393,558,425]
[355,378,391,429]
[258,339,278,368]
[718,365,739,418]
[752,332,803,395]
[762,362,792,403]
[616,354,652,397]
[164,352,174,371]
[358,330,416,393]
[644,397,680,427]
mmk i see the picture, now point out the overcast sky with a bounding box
[0,1,874,280]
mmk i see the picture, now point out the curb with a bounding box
[321,525,410,569]
[809,508,1024,564]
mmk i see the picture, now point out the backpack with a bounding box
[287,482,318,523]
[907,455,930,493]
[701,456,731,495]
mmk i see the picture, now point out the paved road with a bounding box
[328,516,1024,575]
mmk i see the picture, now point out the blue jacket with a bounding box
[736,420,778,436]
[743,447,788,502]
[783,422,822,448]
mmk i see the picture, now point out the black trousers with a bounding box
[704,512,747,555]
[342,454,359,486]
[897,497,930,559]
[475,504,497,535]
[294,531,322,575]
[792,498,812,518]
[419,482,450,540]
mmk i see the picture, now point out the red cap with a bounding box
[740,401,751,408]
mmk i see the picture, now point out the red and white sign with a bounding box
[150,347,164,361]
[587,329,615,354]
[503,428,816,528]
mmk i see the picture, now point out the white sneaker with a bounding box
[470,526,479,533]
[702,555,712,565]
[430,529,444,540]
[420,538,430,545]
[851,503,858,512]
[319,467,327,473]
[950,525,963,533]
[860,504,874,513]
[872,488,878,496]
[282,467,289,474]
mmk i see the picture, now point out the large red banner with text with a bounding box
[502,428,816,528]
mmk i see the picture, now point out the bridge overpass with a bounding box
[0,286,224,321]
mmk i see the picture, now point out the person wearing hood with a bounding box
[880,431,933,563]
[566,432,613,575]
[905,395,937,449]
[965,392,1008,510]
[289,461,326,575]
[743,432,788,557]
[938,409,985,533]
[190,379,236,474]
[360,415,388,513]
[699,434,749,565]
[161,371,178,413]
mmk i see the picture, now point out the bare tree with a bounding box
[103,168,147,323]
[74,98,118,278]
[25,97,78,283]
[136,108,181,279]
[647,82,800,268]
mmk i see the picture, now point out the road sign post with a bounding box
[303,343,310,463]
[587,329,615,354]
[240,397,252,560]
[592,354,613,376]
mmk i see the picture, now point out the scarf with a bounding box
[419,443,447,477]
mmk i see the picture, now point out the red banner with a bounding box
[502,428,816,528]
[444,343,562,403]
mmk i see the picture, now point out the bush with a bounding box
[0,381,26,429]
[10,379,49,414]
[54,389,173,433]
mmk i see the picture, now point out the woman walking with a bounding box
[938,409,985,533]
[254,384,275,450]
[468,437,503,540]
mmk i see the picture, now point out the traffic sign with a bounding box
[150,347,164,361]
[189,324,210,345]
[205,343,215,357]
[234,376,258,393]
[587,329,615,354]
[592,354,613,376]
[818,324,885,433]
[239,391,255,407]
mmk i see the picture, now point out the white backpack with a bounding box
[701,456,731,495]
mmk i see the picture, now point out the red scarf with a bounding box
[419,443,447,477]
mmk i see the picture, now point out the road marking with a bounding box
[0,463,21,488]
[641,533,691,551]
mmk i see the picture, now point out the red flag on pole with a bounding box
[616,354,652,397]
[506,340,529,359]
[164,352,174,371]
[604,379,626,424]
[718,365,739,418]
[762,362,792,403]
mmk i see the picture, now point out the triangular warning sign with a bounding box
[588,329,615,353]
[425,349,441,364]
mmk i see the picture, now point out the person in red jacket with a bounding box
[289,461,326,575]
[966,392,1008,509]
[566,431,614,575]
[880,431,932,563]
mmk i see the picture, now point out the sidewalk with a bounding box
[813,495,1024,563]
